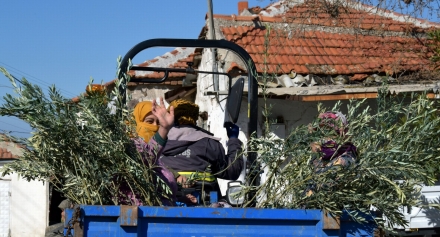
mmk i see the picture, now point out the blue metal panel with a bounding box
[82,205,121,216]
[64,209,74,237]
[65,206,376,237]
[137,207,323,237]
[138,206,322,220]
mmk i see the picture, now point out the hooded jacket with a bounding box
[160,125,243,180]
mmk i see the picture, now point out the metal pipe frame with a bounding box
[119,38,259,198]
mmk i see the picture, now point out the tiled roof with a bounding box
[0,146,19,159]
[251,0,439,29]
[101,48,200,89]
[100,0,439,95]
[0,134,21,160]
[221,26,431,76]
[128,47,201,85]
[99,48,201,90]
[214,0,439,78]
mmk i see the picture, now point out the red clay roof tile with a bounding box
[350,74,368,81]
[299,65,310,74]
[315,55,327,65]
[280,64,290,73]
[113,0,438,85]
[0,145,19,159]
[309,47,320,55]
[320,56,333,65]
[315,47,326,55]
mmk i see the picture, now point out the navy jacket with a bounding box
[160,125,243,180]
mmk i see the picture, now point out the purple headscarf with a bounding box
[321,140,357,160]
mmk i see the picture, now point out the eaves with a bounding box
[243,83,439,101]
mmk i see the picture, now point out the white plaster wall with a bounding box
[0,167,48,237]
[195,48,231,141]
[195,48,378,194]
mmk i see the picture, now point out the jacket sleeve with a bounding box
[208,138,243,180]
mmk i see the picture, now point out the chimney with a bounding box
[238,1,248,15]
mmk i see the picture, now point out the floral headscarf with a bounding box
[169,99,199,126]
[318,111,348,135]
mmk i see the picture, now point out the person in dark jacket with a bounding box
[160,99,244,188]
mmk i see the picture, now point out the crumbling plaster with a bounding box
[129,84,180,106]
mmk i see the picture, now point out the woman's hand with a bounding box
[311,142,321,152]
[176,175,195,189]
[152,97,174,139]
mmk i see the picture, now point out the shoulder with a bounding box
[132,136,161,151]
[227,137,243,145]
[175,125,214,136]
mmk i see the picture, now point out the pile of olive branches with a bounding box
[242,87,440,229]
[0,65,170,206]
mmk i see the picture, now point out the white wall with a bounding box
[0,168,48,237]
[0,138,48,237]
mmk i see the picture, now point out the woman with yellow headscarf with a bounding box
[133,101,160,142]
[118,98,178,206]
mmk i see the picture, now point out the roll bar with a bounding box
[118,38,260,194]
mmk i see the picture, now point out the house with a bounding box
[195,0,440,138]
[103,0,439,193]
[0,135,49,237]
[108,0,440,133]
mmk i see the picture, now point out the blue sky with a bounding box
[0,0,438,137]
[0,0,272,136]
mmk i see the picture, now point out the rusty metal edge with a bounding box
[323,211,341,230]
[73,222,83,237]
[120,205,138,227]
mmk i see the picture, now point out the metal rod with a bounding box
[130,66,231,81]
[207,0,219,92]
[119,39,259,204]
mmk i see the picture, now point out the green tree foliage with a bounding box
[0,66,170,206]
[242,87,440,229]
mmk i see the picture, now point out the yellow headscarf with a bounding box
[169,99,199,126]
[133,101,159,142]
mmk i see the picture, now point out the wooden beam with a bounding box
[296,92,378,101]
[266,92,439,101]
[164,87,197,103]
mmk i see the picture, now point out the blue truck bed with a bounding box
[64,205,377,237]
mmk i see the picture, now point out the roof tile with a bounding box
[301,55,312,65]
[280,64,291,73]
[118,1,437,84]
[315,47,327,55]
[312,38,324,48]
[309,47,320,55]
[295,55,307,65]
[315,55,327,65]
[303,47,314,55]
[333,65,345,73]
[299,65,310,74]
[329,48,341,56]
[321,55,334,65]
[310,56,322,65]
